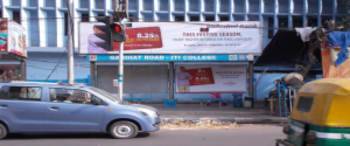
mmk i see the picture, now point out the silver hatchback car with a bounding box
[0,81,160,139]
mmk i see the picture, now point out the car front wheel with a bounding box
[0,123,8,139]
[109,121,138,139]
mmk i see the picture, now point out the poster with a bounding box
[7,21,27,57]
[0,19,27,57]
[175,65,247,93]
[79,21,263,54]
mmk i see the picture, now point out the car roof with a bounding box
[0,81,87,89]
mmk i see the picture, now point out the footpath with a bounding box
[146,103,288,124]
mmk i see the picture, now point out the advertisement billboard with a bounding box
[79,21,262,55]
[175,65,247,93]
[0,19,27,57]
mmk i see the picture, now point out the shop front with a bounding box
[87,54,253,103]
[80,21,262,103]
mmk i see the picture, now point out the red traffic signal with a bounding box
[110,23,126,42]
[114,24,121,32]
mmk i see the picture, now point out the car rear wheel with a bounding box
[0,123,7,139]
[109,121,138,139]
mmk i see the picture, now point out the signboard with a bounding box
[0,19,27,57]
[79,21,262,54]
[87,54,252,62]
[175,65,247,93]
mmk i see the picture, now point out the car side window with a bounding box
[0,86,42,101]
[49,88,102,105]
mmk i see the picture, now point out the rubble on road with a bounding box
[160,120,239,130]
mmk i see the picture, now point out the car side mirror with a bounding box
[91,97,103,105]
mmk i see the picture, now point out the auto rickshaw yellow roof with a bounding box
[291,78,350,127]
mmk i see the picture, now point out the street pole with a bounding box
[113,0,127,102]
[67,0,75,84]
[118,42,124,102]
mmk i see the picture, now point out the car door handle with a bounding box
[0,104,8,108]
[48,106,59,111]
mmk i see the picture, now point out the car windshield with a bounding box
[88,87,120,103]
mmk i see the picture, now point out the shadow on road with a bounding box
[4,132,150,140]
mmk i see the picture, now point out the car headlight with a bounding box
[137,108,157,117]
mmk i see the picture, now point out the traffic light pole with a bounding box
[118,42,124,102]
[113,0,127,102]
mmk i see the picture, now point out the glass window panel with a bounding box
[174,0,184,11]
[95,0,105,9]
[45,0,56,7]
[234,0,245,13]
[294,0,303,13]
[219,0,230,12]
[159,0,168,11]
[80,0,89,8]
[278,0,289,13]
[264,0,274,13]
[29,0,38,7]
[129,0,138,10]
[143,0,153,11]
[189,0,199,12]
[205,0,214,12]
[308,0,319,14]
[249,0,259,13]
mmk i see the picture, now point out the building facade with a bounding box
[0,0,347,101]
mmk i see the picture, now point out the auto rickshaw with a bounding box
[276,78,350,146]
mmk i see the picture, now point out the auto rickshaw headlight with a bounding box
[282,125,291,134]
[306,131,317,144]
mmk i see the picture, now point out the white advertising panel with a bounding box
[175,65,247,93]
[7,21,27,57]
[79,21,262,54]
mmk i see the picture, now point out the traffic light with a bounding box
[94,16,113,51]
[93,24,113,51]
[110,22,126,42]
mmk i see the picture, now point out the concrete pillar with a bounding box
[90,61,96,87]
[20,58,26,80]
[169,62,175,100]
[248,60,254,108]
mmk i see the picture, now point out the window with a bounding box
[263,0,274,13]
[278,16,288,29]
[219,0,230,13]
[11,0,21,6]
[174,0,184,11]
[204,0,214,12]
[0,86,42,101]
[219,15,229,21]
[297,96,313,112]
[143,0,153,11]
[80,0,89,9]
[205,15,215,21]
[49,88,103,105]
[293,16,303,28]
[29,0,38,7]
[189,0,199,12]
[190,15,200,21]
[45,0,56,7]
[61,0,67,8]
[64,12,68,36]
[307,16,318,27]
[95,0,105,9]
[13,11,21,24]
[81,13,89,22]
[234,0,245,13]
[174,15,184,21]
